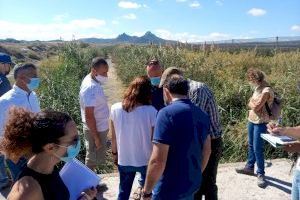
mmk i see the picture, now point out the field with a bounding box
[2,41,300,172]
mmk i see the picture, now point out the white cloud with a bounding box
[176,0,187,2]
[53,13,69,22]
[247,8,266,16]
[291,25,300,32]
[155,29,231,42]
[118,1,142,9]
[112,20,120,25]
[0,18,107,41]
[123,13,137,20]
[189,1,201,8]
[131,32,145,37]
[216,0,224,6]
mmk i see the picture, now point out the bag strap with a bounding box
[265,102,272,116]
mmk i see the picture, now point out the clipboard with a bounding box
[59,158,101,200]
[261,134,298,148]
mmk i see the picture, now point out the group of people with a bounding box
[0,51,299,200]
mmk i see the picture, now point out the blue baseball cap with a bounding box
[0,53,13,64]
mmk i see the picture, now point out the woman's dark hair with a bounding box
[0,107,72,161]
[122,76,152,112]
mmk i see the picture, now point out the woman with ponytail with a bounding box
[0,107,97,200]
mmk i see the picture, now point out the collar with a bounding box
[13,84,31,95]
[171,98,190,104]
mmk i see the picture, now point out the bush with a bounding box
[112,45,300,163]
[37,42,113,172]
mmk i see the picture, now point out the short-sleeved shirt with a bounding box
[0,74,11,97]
[248,87,274,124]
[151,86,165,111]
[0,85,40,137]
[189,80,222,139]
[110,102,157,166]
[79,74,109,132]
[152,99,210,199]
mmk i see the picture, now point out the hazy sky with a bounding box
[0,0,299,42]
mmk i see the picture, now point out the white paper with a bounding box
[59,158,101,200]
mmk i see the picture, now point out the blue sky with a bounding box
[0,0,299,42]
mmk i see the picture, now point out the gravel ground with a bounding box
[96,159,293,200]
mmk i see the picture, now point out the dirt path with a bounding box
[98,159,292,200]
[102,59,126,109]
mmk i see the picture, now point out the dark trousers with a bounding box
[195,137,223,200]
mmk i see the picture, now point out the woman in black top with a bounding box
[0,107,97,200]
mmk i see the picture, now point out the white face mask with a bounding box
[96,75,108,83]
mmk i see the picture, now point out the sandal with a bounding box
[132,186,143,200]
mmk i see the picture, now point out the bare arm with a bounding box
[7,177,44,200]
[143,143,169,194]
[85,107,102,149]
[201,135,211,172]
[248,92,270,112]
[110,119,118,165]
[282,143,300,152]
[267,124,300,140]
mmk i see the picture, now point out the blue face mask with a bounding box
[27,78,40,91]
[56,139,81,162]
[150,77,161,86]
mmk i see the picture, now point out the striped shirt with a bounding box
[188,80,222,139]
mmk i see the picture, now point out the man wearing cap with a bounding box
[0,63,40,187]
[146,59,165,111]
[159,67,222,200]
[0,53,13,97]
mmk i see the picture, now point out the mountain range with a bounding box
[79,31,178,44]
[1,31,300,45]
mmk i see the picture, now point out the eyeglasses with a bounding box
[56,137,79,148]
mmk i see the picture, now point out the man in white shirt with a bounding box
[79,57,109,171]
[0,63,40,188]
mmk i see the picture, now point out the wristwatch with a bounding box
[142,190,152,198]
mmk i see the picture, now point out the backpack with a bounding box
[265,87,282,120]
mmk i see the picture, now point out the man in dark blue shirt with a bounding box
[0,53,13,96]
[142,75,211,200]
[146,59,165,111]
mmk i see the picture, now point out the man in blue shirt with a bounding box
[142,75,211,200]
[0,53,13,97]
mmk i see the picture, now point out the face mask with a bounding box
[150,77,161,86]
[96,75,108,84]
[27,78,40,91]
[55,139,81,162]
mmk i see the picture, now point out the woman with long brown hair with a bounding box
[110,76,157,200]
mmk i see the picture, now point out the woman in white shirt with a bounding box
[110,76,157,200]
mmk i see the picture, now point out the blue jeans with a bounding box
[292,169,300,200]
[6,157,27,181]
[246,122,267,175]
[118,165,147,200]
[0,155,9,187]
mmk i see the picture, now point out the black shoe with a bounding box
[257,174,267,188]
[235,167,255,176]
